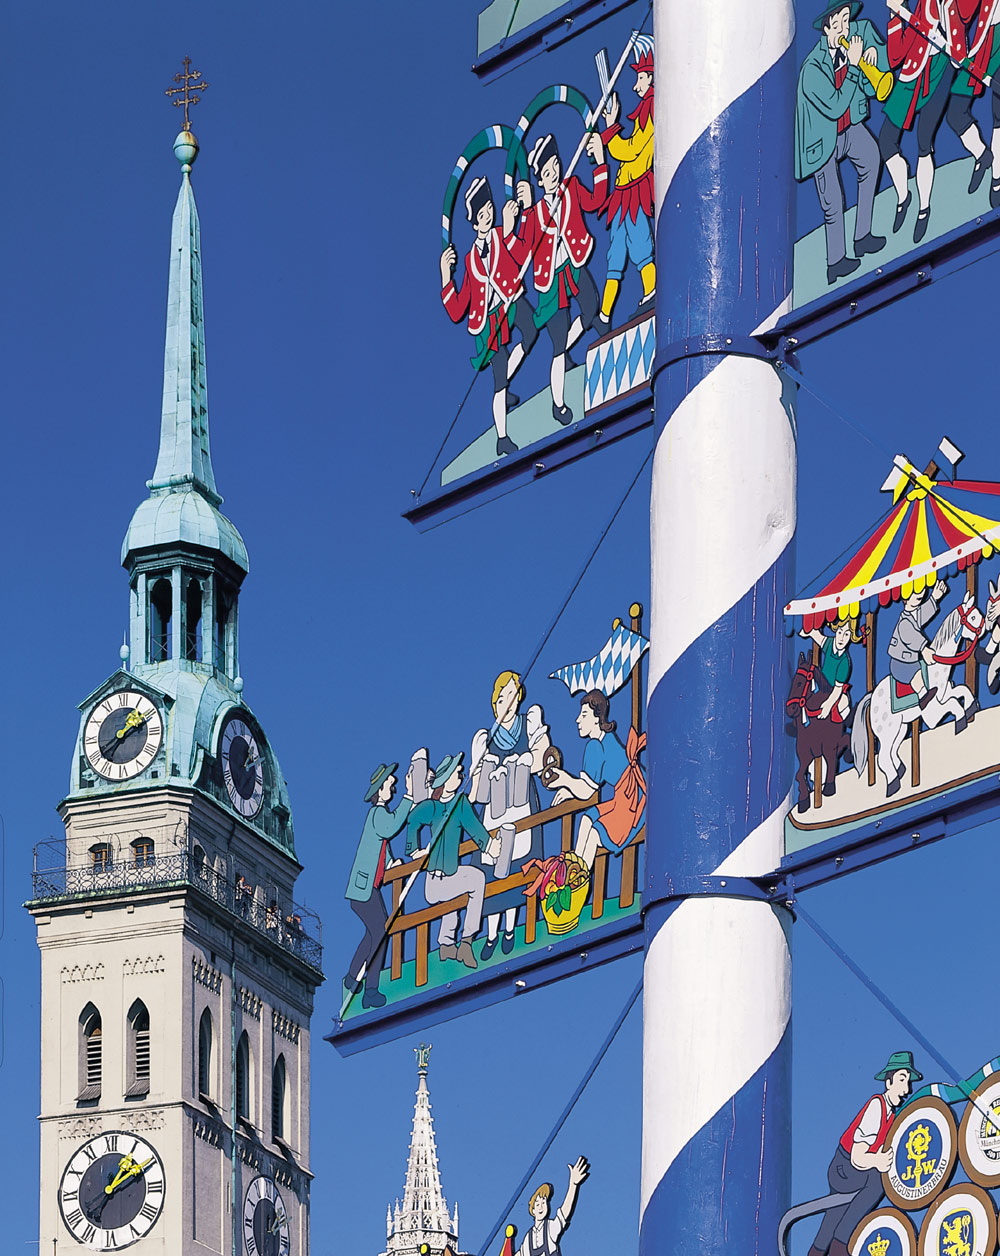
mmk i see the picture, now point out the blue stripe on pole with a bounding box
[654,51,796,359]
[638,1026,792,1252]
[645,554,794,887]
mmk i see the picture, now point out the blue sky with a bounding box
[4,2,1000,1255]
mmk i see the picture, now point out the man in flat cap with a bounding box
[513,130,607,425]
[344,761,414,1009]
[441,176,538,458]
[795,1,888,283]
[807,1051,922,1256]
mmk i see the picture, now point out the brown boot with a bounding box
[456,940,478,969]
[829,1239,851,1256]
[438,944,458,962]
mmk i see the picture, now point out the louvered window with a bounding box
[272,1056,286,1141]
[78,1006,102,1102]
[236,1032,250,1121]
[198,1009,212,1098]
[126,1001,150,1098]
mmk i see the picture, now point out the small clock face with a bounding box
[84,691,163,782]
[243,1174,290,1256]
[58,1130,166,1249]
[221,715,265,818]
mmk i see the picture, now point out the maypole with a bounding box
[641,0,798,1249]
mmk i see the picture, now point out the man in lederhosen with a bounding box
[807,1052,921,1256]
[441,176,539,458]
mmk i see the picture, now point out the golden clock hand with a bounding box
[116,709,148,739]
[106,1156,136,1194]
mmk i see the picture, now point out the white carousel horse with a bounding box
[852,592,985,796]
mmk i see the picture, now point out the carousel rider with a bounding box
[886,578,947,711]
[801,616,860,723]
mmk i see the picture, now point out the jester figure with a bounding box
[596,38,656,328]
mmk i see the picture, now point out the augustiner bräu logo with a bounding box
[901,1123,937,1190]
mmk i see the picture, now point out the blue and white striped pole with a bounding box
[641,0,798,1250]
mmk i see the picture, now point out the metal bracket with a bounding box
[657,873,778,903]
[652,332,782,387]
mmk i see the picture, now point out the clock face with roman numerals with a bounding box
[58,1130,166,1249]
[221,714,265,818]
[84,691,163,782]
[243,1174,289,1256]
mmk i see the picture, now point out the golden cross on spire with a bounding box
[164,56,209,130]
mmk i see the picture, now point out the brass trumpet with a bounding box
[839,36,894,101]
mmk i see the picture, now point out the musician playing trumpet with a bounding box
[795,1,890,284]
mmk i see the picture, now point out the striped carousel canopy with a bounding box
[785,454,1000,634]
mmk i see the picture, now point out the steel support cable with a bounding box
[475,974,643,1256]
[794,903,993,1120]
[338,448,652,1020]
[415,6,653,500]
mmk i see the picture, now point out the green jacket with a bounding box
[795,20,887,181]
[405,794,490,876]
[345,798,412,902]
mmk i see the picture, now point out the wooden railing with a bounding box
[380,602,648,989]
[382,794,645,988]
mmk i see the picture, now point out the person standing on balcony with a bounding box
[344,762,413,1009]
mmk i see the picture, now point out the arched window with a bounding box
[89,843,112,872]
[271,1055,286,1142]
[79,1004,102,1101]
[184,578,203,662]
[150,578,172,662]
[126,1000,150,1098]
[214,580,232,674]
[131,837,155,869]
[198,1008,213,1099]
[236,1031,250,1121]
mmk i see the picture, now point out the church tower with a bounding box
[27,95,323,1256]
[381,1046,464,1256]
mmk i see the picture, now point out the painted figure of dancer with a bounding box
[441,176,539,457]
[513,132,607,425]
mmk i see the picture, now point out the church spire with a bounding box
[147,126,220,504]
[381,1046,462,1256]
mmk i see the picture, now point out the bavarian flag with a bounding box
[550,621,649,697]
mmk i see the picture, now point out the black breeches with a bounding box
[490,297,538,392]
[879,64,957,160]
[949,85,1000,135]
[545,267,599,356]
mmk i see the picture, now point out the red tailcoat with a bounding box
[888,0,975,80]
[441,228,524,336]
[515,168,609,294]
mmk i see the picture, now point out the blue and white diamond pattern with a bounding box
[549,624,650,697]
[585,313,656,411]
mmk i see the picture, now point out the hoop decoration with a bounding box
[917,1183,997,1256]
[504,84,594,195]
[882,1097,958,1211]
[849,1208,917,1256]
[440,125,528,249]
[959,1077,1000,1188]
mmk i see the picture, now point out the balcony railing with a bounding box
[29,852,323,972]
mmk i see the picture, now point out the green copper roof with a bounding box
[123,135,248,572]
